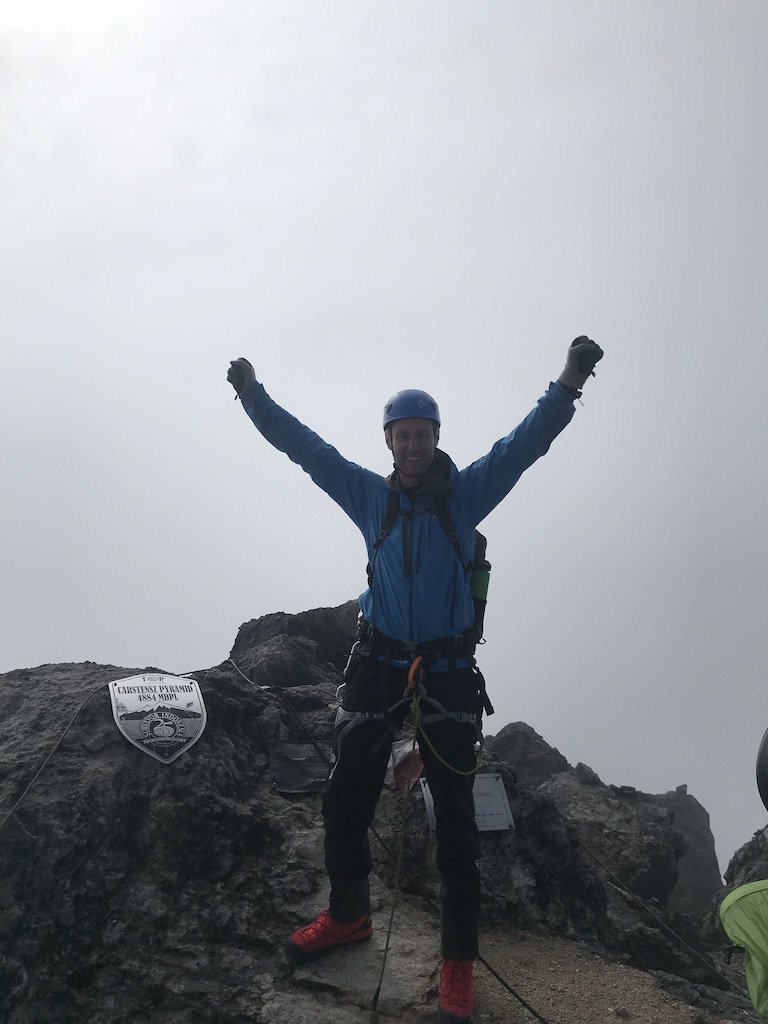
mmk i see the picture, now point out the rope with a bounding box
[370,669,422,1016]
[476,953,554,1024]
[228,658,335,768]
[227,657,400,876]
[2,656,550,1023]
[408,655,482,779]
[227,656,338,702]
[0,679,112,836]
[579,841,744,996]
[8,654,736,1023]
[413,716,481,778]
[229,654,556,1022]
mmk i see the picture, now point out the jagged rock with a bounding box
[0,656,345,1023]
[230,601,359,677]
[704,827,768,944]
[486,722,722,924]
[658,785,724,922]
[0,603,738,1022]
[723,827,768,890]
[484,722,570,786]
[575,762,603,786]
[540,772,686,905]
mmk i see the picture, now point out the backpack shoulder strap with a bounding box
[366,487,401,589]
[432,497,466,565]
[373,487,401,552]
[375,489,473,571]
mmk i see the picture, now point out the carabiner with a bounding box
[407,655,425,692]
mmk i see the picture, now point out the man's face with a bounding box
[385,417,439,486]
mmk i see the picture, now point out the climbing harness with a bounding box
[369,653,486,1016]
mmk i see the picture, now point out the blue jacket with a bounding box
[241,381,576,645]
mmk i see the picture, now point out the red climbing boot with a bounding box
[286,910,372,961]
[438,958,475,1023]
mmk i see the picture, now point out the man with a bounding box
[227,337,603,1024]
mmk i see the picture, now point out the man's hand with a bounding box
[227,358,255,398]
[558,336,604,391]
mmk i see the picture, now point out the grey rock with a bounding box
[484,721,570,787]
[658,785,724,922]
[723,826,768,889]
[0,603,741,1022]
[485,722,723,924]
[704,826,768,943]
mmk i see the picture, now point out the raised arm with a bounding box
[226,358,381,529]
[460,337,604,524]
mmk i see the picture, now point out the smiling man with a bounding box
[384,393,441,485]
[227,336,603,1023]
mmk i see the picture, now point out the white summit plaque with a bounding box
[108,673,207,764]
[420,773,515,832]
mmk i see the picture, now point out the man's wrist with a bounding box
[556,378,582,398]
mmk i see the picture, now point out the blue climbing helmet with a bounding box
[382,389,441,430]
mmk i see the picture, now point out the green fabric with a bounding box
[720,880,768,1017]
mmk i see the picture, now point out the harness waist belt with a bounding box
[357,617,476,656]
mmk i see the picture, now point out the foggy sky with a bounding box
[2,0,767,872]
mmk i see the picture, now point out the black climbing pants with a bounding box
[322,651,481,960]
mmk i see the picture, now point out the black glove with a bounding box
[227,358,255,398]
[558,336,604,391]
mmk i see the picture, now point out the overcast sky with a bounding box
[2,1,767,873]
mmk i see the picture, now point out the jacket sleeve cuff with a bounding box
[551,380,581,401]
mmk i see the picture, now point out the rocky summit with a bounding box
[0,602,760,1023]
